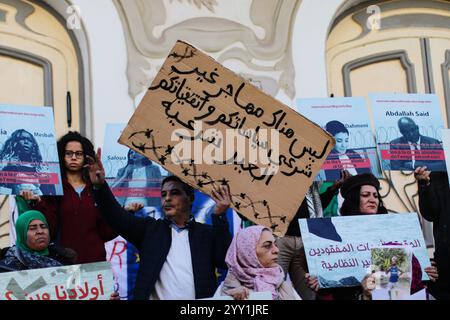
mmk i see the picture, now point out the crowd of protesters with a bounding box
[0,130,448,300]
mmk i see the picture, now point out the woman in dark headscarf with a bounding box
[306,173,438,299]
[0,210,76,272]
[339,173,388,216]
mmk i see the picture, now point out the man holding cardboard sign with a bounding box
[85,40,334,300]
[86,148,232,300]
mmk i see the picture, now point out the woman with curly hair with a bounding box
[20,131,117,264]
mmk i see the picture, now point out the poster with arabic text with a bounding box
[298,213,430,288]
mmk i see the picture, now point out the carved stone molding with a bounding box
[342,50,417,96]
[0,0,88,134]
[331,0,450,42]
[113,0,300,99]
[0,8,6,22]
[170,0,218,12]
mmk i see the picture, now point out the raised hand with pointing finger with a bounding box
[84,148,106,188]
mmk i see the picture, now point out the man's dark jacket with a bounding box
[418,172,450,299]
[93,183,232,300]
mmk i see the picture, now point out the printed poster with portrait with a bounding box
[0,104,63,196]
[102,123,168,208]
[370,93,447,172]
[296,97,381,181]
[102,123,241,299]
[298,213,431,289]
[370,247,412,300]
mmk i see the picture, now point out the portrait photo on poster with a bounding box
[370,246,412,300]
[296,97,381,181]
[370,93,447,172]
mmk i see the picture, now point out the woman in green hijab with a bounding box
[0,210,76,272]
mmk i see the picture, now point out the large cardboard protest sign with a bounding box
[0,104,63,196]
[120,41,334,234]
[119,41,334,235]
[298,213,431,289]
[0,262,113,300]
[370,247,412,300]
[370,93,446,172]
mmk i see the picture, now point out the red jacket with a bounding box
[32,179,118,264]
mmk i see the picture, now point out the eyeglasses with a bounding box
[64,150,84,159]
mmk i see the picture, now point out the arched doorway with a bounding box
[326,0,450,250]
[0,0,85,247]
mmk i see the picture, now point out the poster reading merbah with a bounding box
[296,97,381,181]
[119,40,335,235]
[0,105,63,195]
[0,262,114,300]
[370,93,446,172]
[298,213,431,289]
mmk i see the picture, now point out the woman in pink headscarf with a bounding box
[220,225,301,300]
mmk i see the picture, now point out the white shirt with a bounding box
[150,228,195,300]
